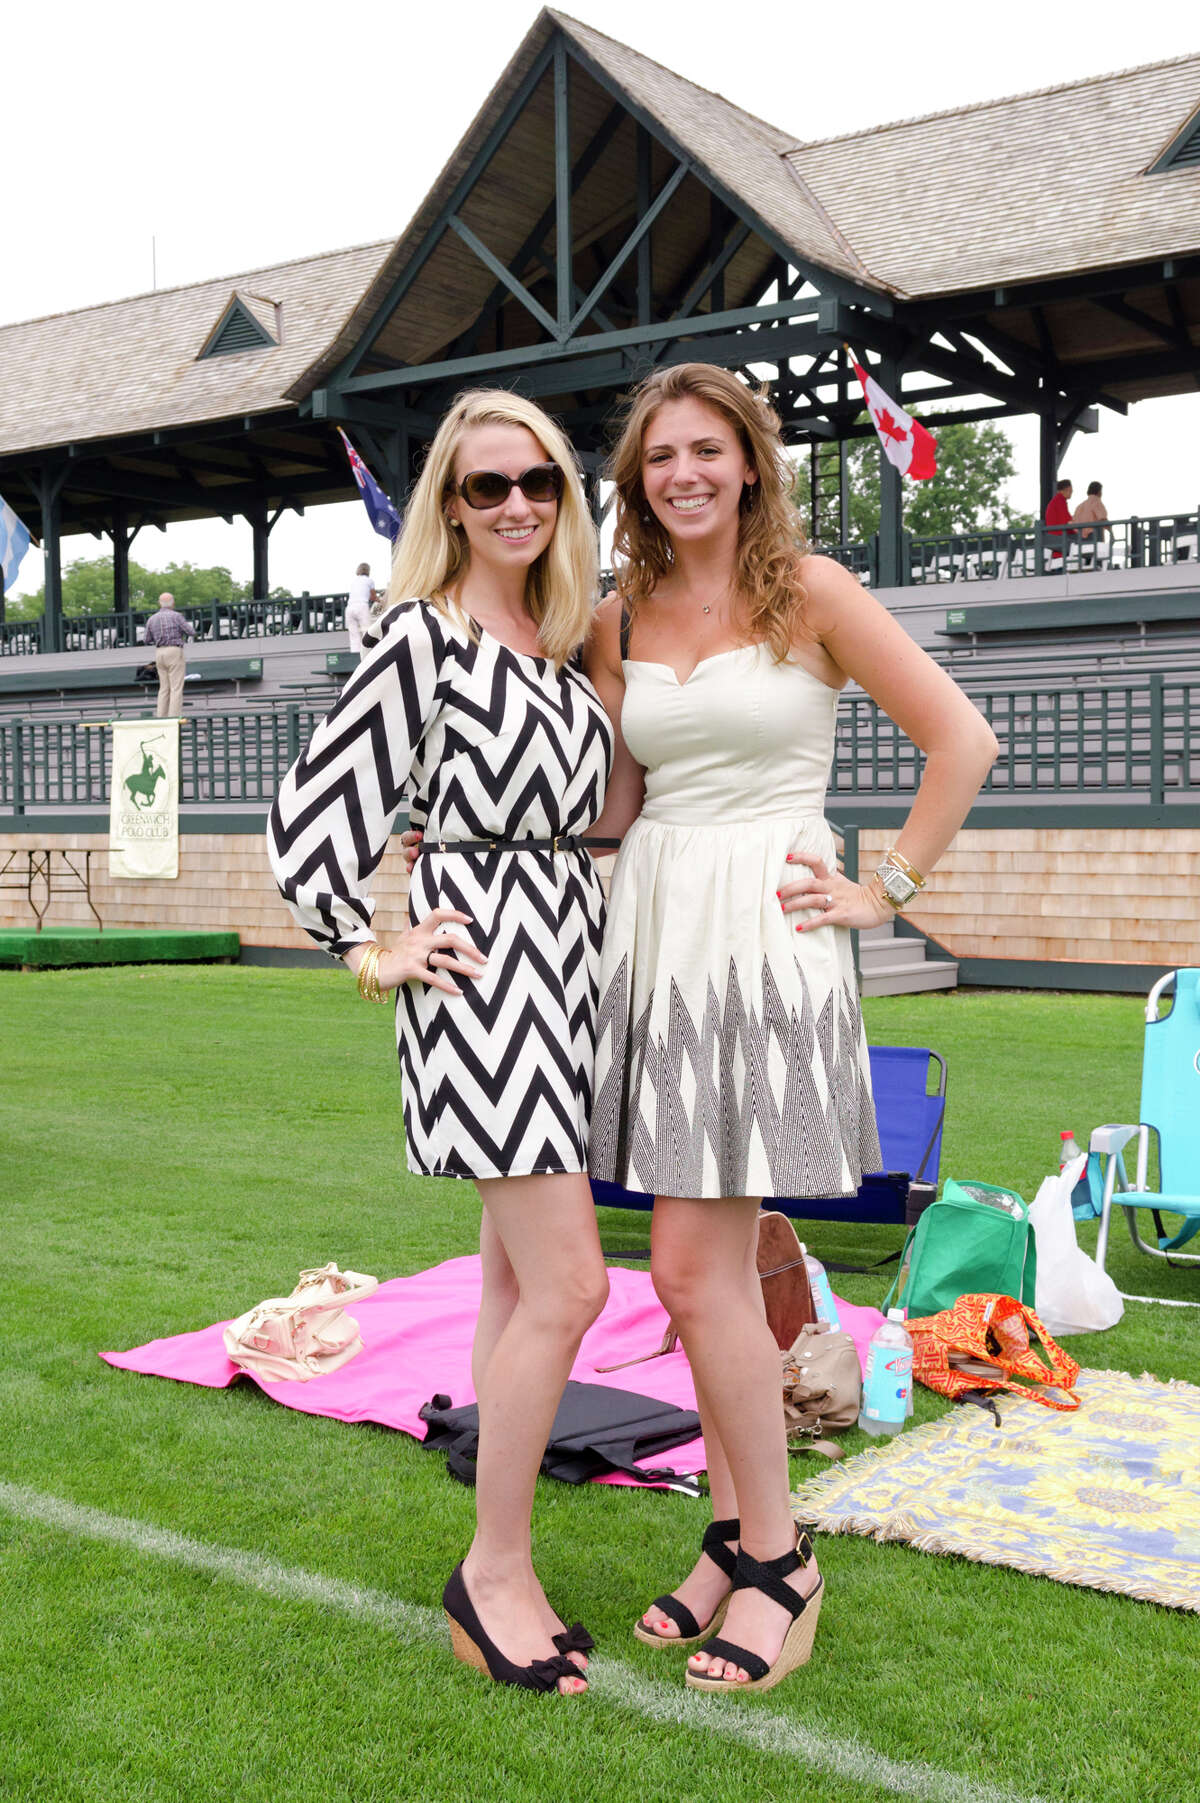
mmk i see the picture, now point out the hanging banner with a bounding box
[109,719,180,879]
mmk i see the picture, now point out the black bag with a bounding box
[419,1381,701,1488]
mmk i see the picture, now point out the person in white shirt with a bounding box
[345,564,376,656]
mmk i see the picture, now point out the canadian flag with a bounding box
[850,353,938,480]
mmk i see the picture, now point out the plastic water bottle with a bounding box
[799,1243,841,1331]
[858,1310,913,1437]
[1059,1129,1083,1171]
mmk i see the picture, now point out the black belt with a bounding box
[429,835,620,854]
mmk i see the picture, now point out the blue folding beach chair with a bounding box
[774,1045,946,1227]
[1092,969,1200,1274]
[591,1045,946,1228]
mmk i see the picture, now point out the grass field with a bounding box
[2,966,1197,1803]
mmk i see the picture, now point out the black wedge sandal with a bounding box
[633,1516,740,1647]
[685,1528,823,1693]
[443,1564,588,1695]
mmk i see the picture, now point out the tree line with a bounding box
[792,420,1032,543]
[7,558,290,620]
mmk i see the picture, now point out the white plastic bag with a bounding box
[1029,1155,1123,1335]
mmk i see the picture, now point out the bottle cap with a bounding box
[1060,1129,1073,1139]
[887,1308,906,1323]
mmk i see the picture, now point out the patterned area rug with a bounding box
[791,1368,1200,1611]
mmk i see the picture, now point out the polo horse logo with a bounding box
[124,737,168,812]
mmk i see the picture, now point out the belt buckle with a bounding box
[551,835,560,854]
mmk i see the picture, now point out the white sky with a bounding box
[4,0,1198,598]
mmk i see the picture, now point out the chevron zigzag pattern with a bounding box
[268,599,613,1181]
[590,953,881,1201]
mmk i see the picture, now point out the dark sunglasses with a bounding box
[452,462,564,510]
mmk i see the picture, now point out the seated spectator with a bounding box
[1045,479,1073,564]
[1072,481,1108,543]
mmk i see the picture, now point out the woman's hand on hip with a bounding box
[778,851,893,933]
[399,827,423,877]
[380,909,486,997]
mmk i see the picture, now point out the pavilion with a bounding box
[0,8,1197,648]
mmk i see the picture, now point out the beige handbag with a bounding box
[222,1262,378,1383]
[782,1320,863,1458]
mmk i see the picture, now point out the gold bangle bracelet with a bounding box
[356,943,387,1003]
[367,945,387,1003]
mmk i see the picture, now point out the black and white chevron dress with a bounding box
[268,599,614,1182]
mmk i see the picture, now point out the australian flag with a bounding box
[0,493,33,592]
[337,430,402,543]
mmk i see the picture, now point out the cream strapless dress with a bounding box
[589,642,881,1200]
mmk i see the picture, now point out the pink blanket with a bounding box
[101,1257,884,1487]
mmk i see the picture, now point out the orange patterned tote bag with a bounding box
[906,1292,1081,1411]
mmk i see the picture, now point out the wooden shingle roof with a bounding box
[0,241,390,458]
[787,55,1200,298]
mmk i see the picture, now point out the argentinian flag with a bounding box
[0,494,32,591]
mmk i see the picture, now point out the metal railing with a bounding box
[5,679,1198,815]
[0,705,326,812]
[905,512,1199,585]
[0,592,350,657]
[818,511,1200,588]
[832,676,1199,804]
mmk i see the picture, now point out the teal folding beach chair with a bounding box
[1093,969,1200,1274]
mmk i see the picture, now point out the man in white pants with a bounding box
[345,564,376,657]
[143,592,195,716]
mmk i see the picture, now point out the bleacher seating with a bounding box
[0,657,264,715]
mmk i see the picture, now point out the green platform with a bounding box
[0,928,240,969]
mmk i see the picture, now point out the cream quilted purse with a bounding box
[222,1262,378,1382]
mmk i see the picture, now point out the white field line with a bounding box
[0,1481,1044,1803]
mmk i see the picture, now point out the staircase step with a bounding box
[861,961,959,997]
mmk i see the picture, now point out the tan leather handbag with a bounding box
[782,1320,863,1458]
[222,1262,378,1383]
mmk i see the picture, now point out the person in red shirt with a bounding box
[1045,478,1073,565]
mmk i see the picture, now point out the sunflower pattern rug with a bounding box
[791,1368,1200,1611]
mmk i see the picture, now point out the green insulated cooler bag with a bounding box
[883,1179,1036,1319]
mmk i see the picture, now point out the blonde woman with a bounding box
[584,363,997,1694]
[268,391,614,1696]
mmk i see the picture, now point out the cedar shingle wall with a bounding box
[0,833,412,952]
[861,828,1200,967]
[3,828,1196,970]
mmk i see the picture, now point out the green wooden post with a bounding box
[38,467,65,655]
[1149,672,1165,805]
[248,502,270,600]
[554,42,572,336]
[875,354,903,587]
[112,503,132,629]
[12,720,25,816]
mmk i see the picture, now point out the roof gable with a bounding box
[287,8,888,401]
[199,292,279,359]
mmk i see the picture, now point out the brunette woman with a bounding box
[584,363,997,1693]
